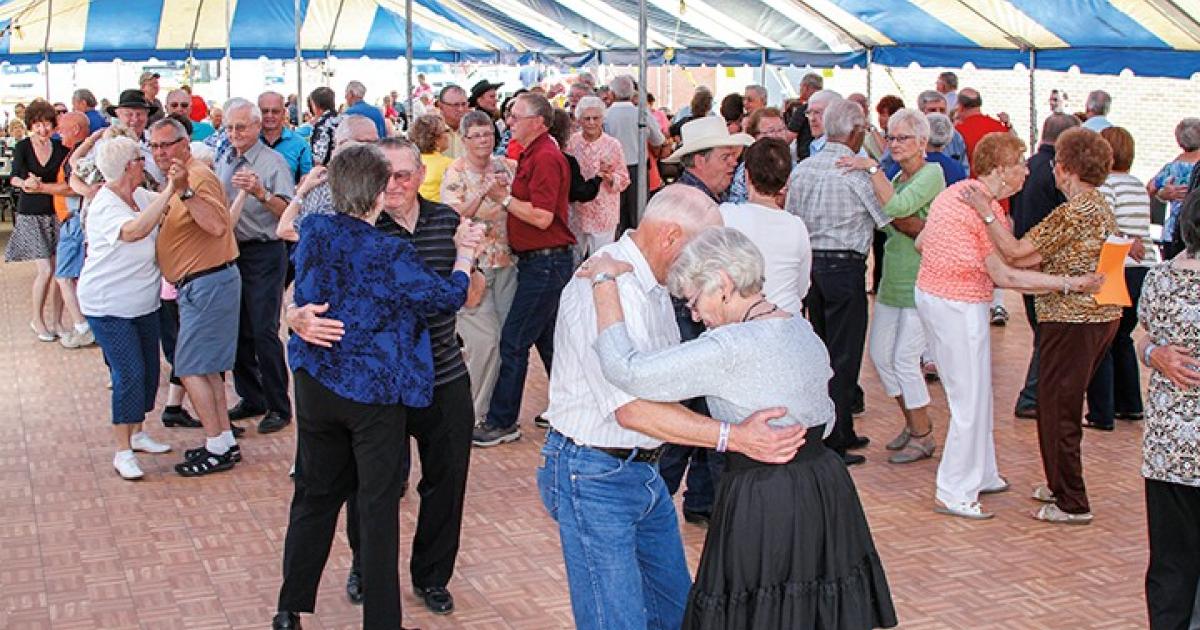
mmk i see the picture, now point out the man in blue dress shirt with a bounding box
[259,91,313,184]
[344,80,389,139]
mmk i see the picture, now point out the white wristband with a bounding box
[716,422,731,453]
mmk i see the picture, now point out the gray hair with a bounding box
[1086,90,1111,116]
[574,96,606,119]
[150,117,189,141]
[190,142,215,166]
[799,72,824,91]
[376,136,423,166]
[1042,113,1081,144]
[223,97,261,123]
[745,84,767,101]
[640,184,722,236]
[1175,117,1200,151]
[609,75,636,101]
[807,89,842,112]
[329,143,390,217]
[334,114,379,145]
[346,80,367,99]
[94,136,142,182]
[72,88,97,108]
[938,71,958,89]
[459,110,494,136]
[667,227,764,298]
[823,99,865,141]
[926,113,954,148]
[916,90,947,112]
[887,108,931,143]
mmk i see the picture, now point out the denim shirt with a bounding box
[288,213,469,406]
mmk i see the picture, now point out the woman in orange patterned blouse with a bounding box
[965,128,1119,525]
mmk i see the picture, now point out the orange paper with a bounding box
[1094,236,1132,306]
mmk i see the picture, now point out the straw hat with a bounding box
[664,116,752,163]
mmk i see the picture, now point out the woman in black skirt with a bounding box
[6,99,69,341]
[583,227,897,630]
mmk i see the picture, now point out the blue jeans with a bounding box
[485,251,573,430]
[537,431,691,630]
[88,312,161,424]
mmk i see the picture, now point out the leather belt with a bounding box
[515,245,572,260]
[811,249,867,261]
[176,261,236,289]
[556,430,665,464]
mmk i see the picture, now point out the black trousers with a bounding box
[618,164,641,234]
[233,240,291,417]
[1146,478,1200,630]
[278,370,407,629]
[349,373,475,589]
[1086,266,1149,424]
[804,255,869,453]
[870,229,886,293]
[1016,294,1040,411]
[157,299,181,386]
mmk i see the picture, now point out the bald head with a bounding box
[633,184,724,283]
[57,111,89,147]
[1041,113,1081,146]
[334,114,379,147]
[957,88,982,111]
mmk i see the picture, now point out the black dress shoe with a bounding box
[161,407,202,428]
[228,401,265,421]
[272,611,301,629]
[414,585,454,614]
[1115,411,1144,421]
[843,452,866,466]
[1014,406,1038,420]
[346,568,364,604]
[259,411,292,434]
[682,510,711,527]
[847,435,871,451]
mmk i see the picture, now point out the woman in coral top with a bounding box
[914,132,1103,520]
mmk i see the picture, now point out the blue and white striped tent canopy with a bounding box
[1,0,1199,77]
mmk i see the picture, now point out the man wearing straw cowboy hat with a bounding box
[655,116,752,527]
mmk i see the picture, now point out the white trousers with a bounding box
[457,265,518,422]
[869,302,930,409]
[915,288,1005,506]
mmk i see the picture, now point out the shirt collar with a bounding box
[612,232,661,296]
[678,170,720,202]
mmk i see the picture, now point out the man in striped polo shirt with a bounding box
[287,137,473,616]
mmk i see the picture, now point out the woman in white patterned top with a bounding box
[1135,200,1200,630]
[1090,126,1159,428]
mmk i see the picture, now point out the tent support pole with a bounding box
[759,48,767,86]
[636,0,647,223]
[1028,49,1037,149]
[43,0,52,99]
[295,0,303,119]
[225,0,232,100]
[405,0,414,129]
[865,47,873,110]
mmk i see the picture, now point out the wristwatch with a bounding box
[179,187,195,201]
[591,272,617,286]
[866,164,880,175]
[501,194,513,209]
[259,190,274,205]
[982,214,996,225]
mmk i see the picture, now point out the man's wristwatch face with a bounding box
[180,188,195,200]
[867,165,879,175]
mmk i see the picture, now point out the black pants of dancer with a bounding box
[1145,478,1200,630]
[349,374,475,589]
[805,254,869,454]
[278,370,407,629]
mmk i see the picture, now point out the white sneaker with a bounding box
[114,452,144,480]
[60,328,95,349]
[131,432,172,454]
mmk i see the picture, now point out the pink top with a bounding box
[565,131,630,236]
[915,180,1009,303]
[161,277,178,300]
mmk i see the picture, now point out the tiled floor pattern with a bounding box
[0,254,1152,629]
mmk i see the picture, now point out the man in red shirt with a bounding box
[954,88,1012,176]
[474,93,576,447]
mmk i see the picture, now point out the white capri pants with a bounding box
[869,302,930,409]
[457,265,518,422]
[575,231,616,263]
[914,288,1005,507]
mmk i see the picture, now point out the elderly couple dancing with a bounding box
[538,183,897,630]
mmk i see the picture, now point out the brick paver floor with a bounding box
[0,253,1153,629]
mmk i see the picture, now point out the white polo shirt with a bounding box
[544,233,679,448]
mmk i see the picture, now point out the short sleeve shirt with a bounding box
[916,180,1007,304]
[77,187,162,318]
[156,159,238,283]
[784,142,889,254]
[1025,190,1122,323]
[216,141,296,242]
[507,132,575,252]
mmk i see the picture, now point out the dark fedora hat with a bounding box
[469,79,504,102]
[106,89,160,117]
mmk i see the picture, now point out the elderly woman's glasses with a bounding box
[465,132,492,141]
[886,134,916,144]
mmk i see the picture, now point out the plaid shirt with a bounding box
[784,142,889,254]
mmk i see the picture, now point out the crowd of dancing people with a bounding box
[4,66,1199,629]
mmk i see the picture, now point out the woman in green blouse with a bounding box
[840,108,946,464]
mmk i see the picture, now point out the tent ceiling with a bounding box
[0,0,1198,77]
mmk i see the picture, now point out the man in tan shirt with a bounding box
[149,117,246,477]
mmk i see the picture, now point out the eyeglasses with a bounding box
[148,137,185,150]
[440,100,468,108]
[757,124,788,136]
[224,122,255,133]
[167,102,190,110]
[806,108,825,118]
[130,156,146,164]
[54,109,67,115]
[465,132,492,141]
[389,170,415,184]
[260,108,284,114]
[886,134,916,144]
